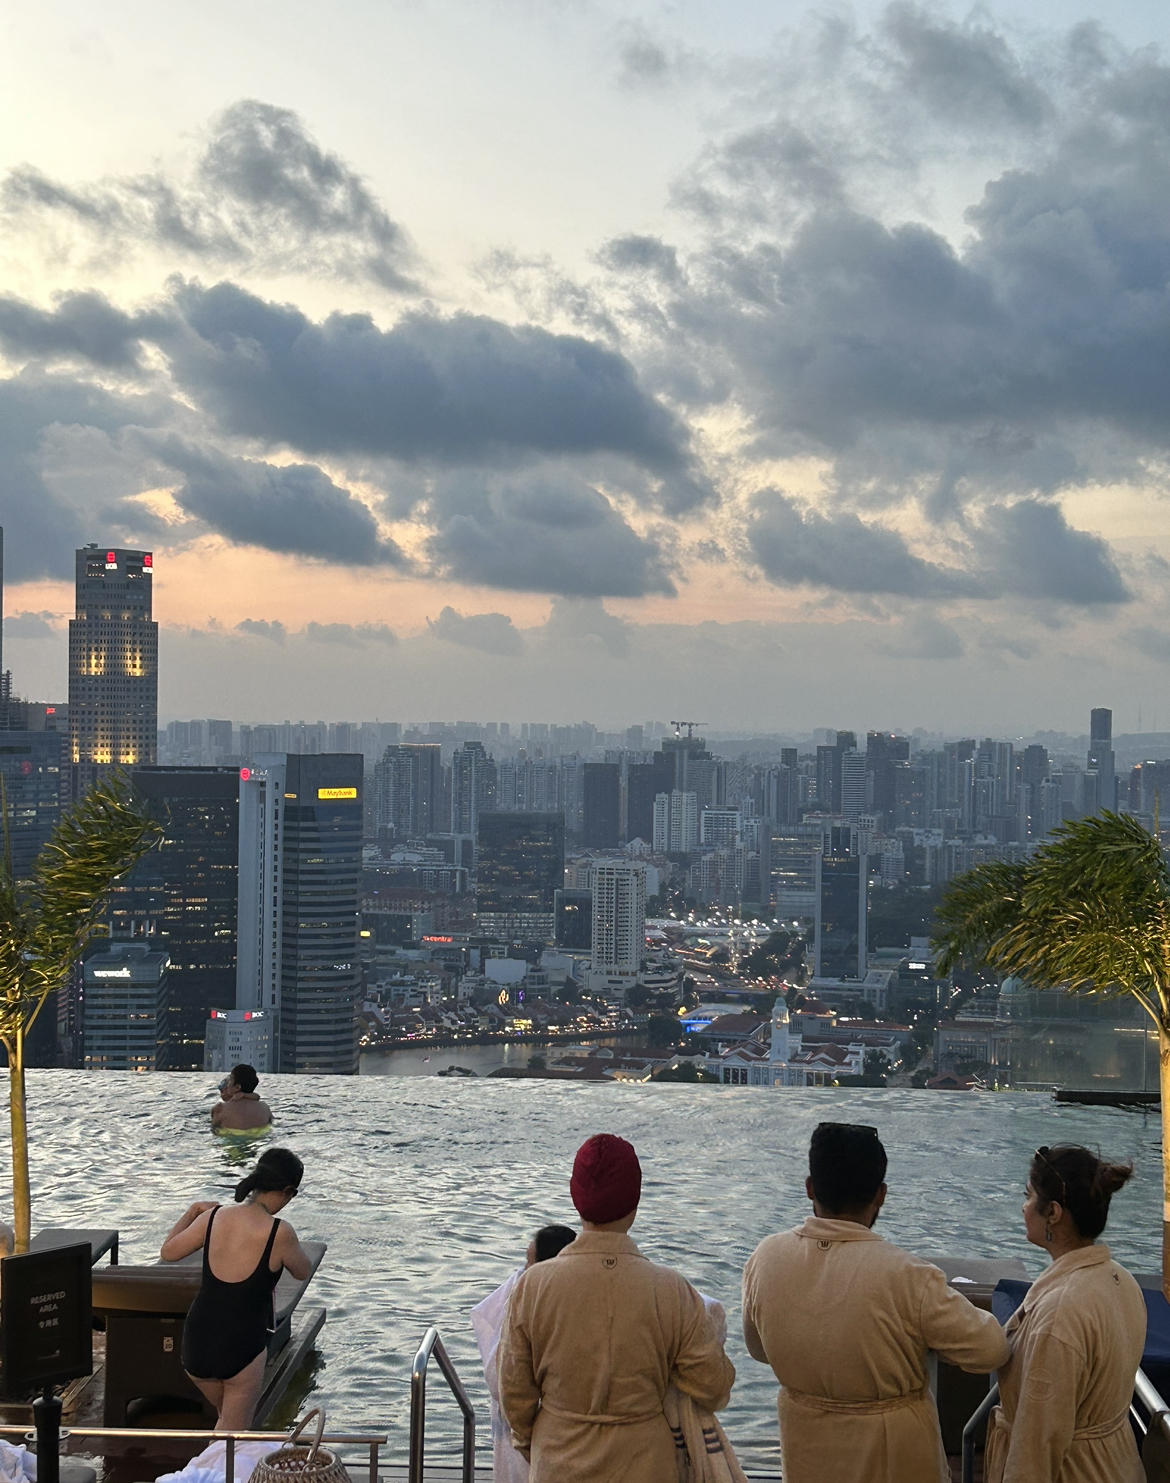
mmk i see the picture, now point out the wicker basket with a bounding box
[251,1409,350,1483]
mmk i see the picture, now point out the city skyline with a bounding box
[4,3,1170,730]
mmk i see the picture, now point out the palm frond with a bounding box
[933,811,1170,1025]
[0,774,161,1035]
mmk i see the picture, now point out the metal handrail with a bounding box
[0,1423,387,1483]
[410,1326,476,1483]
[960,1382,999,1483]
[964,1365,1170,1483]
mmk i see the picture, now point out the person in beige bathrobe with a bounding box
[984,1143,1146,1483]
[742,1121,1010,1483]
[499,1133,735,1483]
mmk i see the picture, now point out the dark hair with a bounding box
[231,1063,259,1094]
[533,1224,576,1262]
[234,1147,303,1203]
[1029,1144,1134,1240]
[809,1122,888,1214]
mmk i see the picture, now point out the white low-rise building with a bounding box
[704,999,865,1087]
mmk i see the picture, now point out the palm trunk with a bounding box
[7,1028,29,1253]
[1162,1027,1170,1301]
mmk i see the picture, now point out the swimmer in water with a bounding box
[212,1064,272,1133]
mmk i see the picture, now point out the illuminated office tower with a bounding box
[237,754,363,1074]
[69,545,158,798]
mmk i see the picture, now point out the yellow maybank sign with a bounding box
[317,786,358,800]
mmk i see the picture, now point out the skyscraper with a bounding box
[69,545,158,797]
[582,762,620,848]
[374,743,442,841]
[1088,708,1116,814]
[451,741,496,834]
[476,811,565,941]
[588,861,645,996]
[237,754,363,1073]
[106,766,241,1070]
[814,830,867,979]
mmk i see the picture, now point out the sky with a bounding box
[6,0,1170,733]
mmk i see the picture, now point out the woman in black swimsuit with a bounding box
[162,1148,313,1429]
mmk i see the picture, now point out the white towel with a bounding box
[0,1440,36,1483]
[155,1439,282,1483]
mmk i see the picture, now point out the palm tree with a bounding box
[933,810,1170,1295]
[0,775,161,1250]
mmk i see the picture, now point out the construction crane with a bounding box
[669,720,706,739]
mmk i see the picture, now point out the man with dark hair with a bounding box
[742,1122,1009,1483]
[211,1064,272,1132]
[500,1134,734,1481]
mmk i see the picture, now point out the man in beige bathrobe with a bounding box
[743,1122,1010,1483]
[499,1133,735,1482]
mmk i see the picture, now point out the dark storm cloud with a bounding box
[162,282,704,505]
[425,471,676,598]
[746,489,978,598]
[2,101,416,290]
[426,607,524,656]
[0,291,164,370]
[644,8,1170,532]
[4,611,60,639]
[975,499,1128,604]
[152,441,405,567]
[0,374,173,579]
[596,235,682,283]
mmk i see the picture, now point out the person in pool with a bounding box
[162,1148,312,1429]
[212,1064,272,1132]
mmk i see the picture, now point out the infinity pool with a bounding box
[9,1072,1164,1472]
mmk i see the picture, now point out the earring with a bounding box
[1045,1224,1053,1243]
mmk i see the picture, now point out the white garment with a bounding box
[470,1269,528,1483]
[0,1441,36,1483]
[663,1298,748,1483]
[155,1439,281,1483]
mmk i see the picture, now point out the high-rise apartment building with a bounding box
[626,754,674,842]
[69,545,158,798]
[653,790,698,853]
[237,754,363,1073]
[582,762,620,848]
[451,741,496,835]
[374,743,442,841]
[865,733,910,819]
[106,766,240,1070]
[476,811,565,941]
[588,861,645,996]
[0,731,67,880]
[555,887,592,949]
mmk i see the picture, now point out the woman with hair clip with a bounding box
[985,1143,1146,1483]
[162,1148,313,1429]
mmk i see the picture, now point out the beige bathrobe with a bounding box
[742,1216,1010,1483]
[984,1243,1145,1483]
[499,1231,735,1483]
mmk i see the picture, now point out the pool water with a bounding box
[9,1072,1164,1471]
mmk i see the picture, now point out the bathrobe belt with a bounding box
[782,1384,931,1415]
[540,1400,665,1427]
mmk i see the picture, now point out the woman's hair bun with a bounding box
[1091,1159,1135,1199]
[234,1148,303,1204]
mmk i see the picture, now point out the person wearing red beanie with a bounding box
[498,1134,735,1481]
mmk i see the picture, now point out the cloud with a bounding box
[0,291,165,370]
[425,470,677,597]
[426,606,524,656]
[596,234,682,283]
[163,282,705,505]
[745,489,977,597]
[874,614,965,659]
[150,441,405,567]
[539,597,631,658]
[2,100,416,290]
[973,499,1129,604]
[235,618,286,643]
[305,621,397,646]
[4,610,61,639]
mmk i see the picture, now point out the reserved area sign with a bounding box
[0,1244,92,1397]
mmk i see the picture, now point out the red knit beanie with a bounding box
[570,1134,642,1224]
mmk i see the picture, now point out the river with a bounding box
[7,1071,1165,1472]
